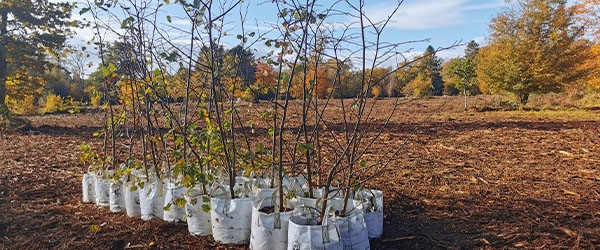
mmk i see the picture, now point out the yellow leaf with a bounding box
[562,189,580,197]
[559,228,578,237]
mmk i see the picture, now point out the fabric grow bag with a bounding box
[356,189,383,238]
[291,196,324,211]
[109,181,125,212]
[249,196,292,250]
[314,187,348,199]
[123,182,141,217]
[185,188,212,236]
[211,196,253,245]
[139,178,166,221]
[163,181,187,223]
[82,172,96,203]
[94,173,110,207]
[287,206,342,250]
[330,198,369,250]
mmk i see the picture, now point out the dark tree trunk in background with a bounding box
[0,11,8,106]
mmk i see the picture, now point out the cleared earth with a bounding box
[1,96,599,249]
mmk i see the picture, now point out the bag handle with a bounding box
[254,190,283,229]
[209,183,230,214]
[285,177,304,197]
[291,204,337,243]
[356,188,379,212]
[209,182,228,197]
[321,206,337,243]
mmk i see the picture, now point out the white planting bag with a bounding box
[249,196,292,250]
[139,178,166,221]
[286,177,307,198]
[282,176,307,188]
[163,181,187,223]
[287,206,342,250]
[82,172,96,203]
[314,187,346,199]
[356,189,383,238]
[254,188,277,202]
[330,198,369,250]
[94,173,110,207]
[291,196,323,211]
[185,188,212,236]
[123,182,141,217]
[211,195,253,245]
[109,181,125,212]
[250,177,270,194]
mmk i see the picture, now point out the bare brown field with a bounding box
[1,96,599,249]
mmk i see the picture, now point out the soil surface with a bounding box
[1,96,599,249]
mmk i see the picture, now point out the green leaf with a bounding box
[163,203,172,211]
[121,17,135,29]
[201,204,211,213]
[298,143,313,153]
[166,15,172,23]
[108,63,117,73]
[79,7,91,15]
[360,159,367,168]
[175,198,187,208]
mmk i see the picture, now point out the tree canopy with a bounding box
[446,41,480,109]
[477,0,590,104]
[0,0,78,108]
[403,46,443,97]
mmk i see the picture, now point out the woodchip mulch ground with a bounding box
[1,96,599,249]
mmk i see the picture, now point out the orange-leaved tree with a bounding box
[252,62,278,100]
[290,67,332,99]
[573,0,600,92]
[477,0,591,104]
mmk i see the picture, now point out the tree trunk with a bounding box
[0,11,8,106]
[463,88,467,111]
[519,92,529,105]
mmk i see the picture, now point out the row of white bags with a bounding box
[82,172,383,249]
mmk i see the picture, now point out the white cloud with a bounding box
[363,0,506,31]
[364,0,468,30]
[464,0,508,11]
[472,36,487,46]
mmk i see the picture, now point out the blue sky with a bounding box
[360,0,508,59]
[65,0,510,70]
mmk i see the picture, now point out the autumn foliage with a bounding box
[290,67,332,99]
[2,0,600,115]
[477,0,591,104]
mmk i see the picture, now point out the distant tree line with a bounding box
[1,0,600,115]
